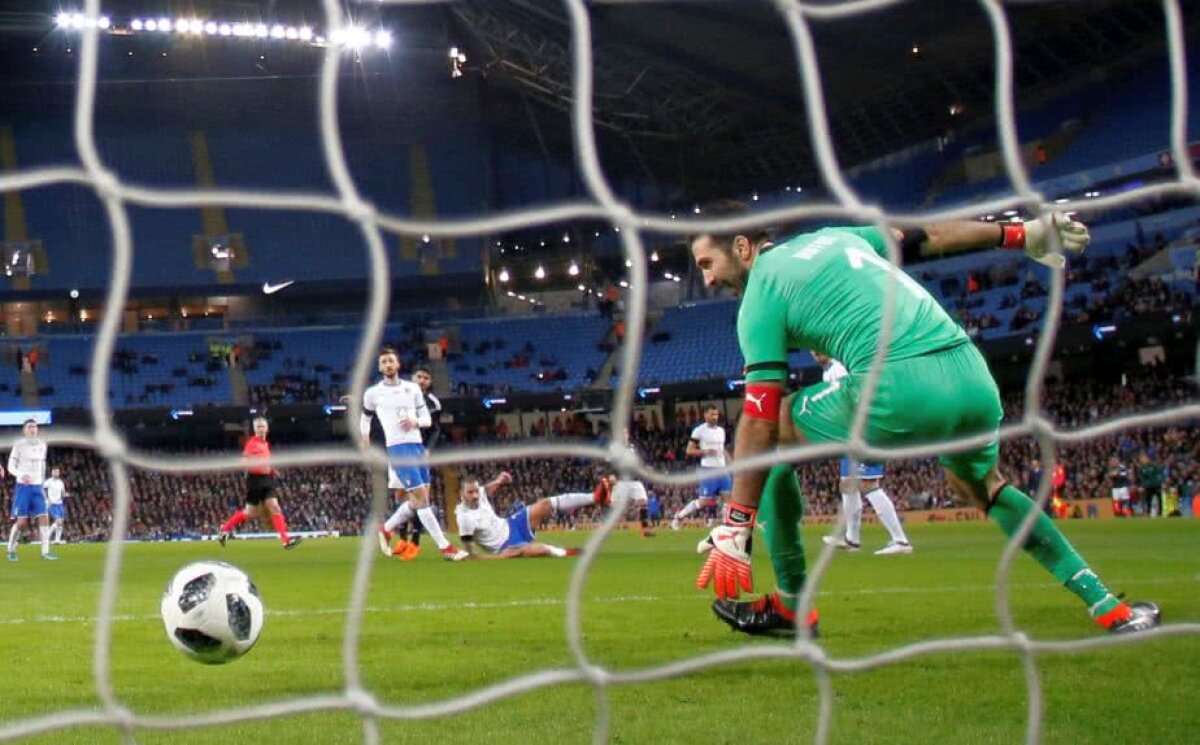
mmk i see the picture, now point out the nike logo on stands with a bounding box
[262,280,295,295]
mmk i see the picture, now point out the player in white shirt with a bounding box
[672,405,731,530]
[44,467,67,545]
[454,471,606,559]
[361,348,468,562]
[6,420,56,561]
[813,353,913,555]
[608,432,655,537]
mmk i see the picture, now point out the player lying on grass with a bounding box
[451,472,613,559]
[690,203,1160,637]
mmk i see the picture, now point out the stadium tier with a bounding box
[1,199,1194,405]
[447,313,611,394]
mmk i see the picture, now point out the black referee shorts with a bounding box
[246,474,278,506]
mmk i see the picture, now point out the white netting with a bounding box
[0,0,1198,742]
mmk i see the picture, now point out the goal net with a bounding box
[0,0,1197,743]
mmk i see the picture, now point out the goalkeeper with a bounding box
[692,203,1160,636]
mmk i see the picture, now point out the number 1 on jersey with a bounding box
[844,245,929,300]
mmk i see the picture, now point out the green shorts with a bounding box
[791,343,1002,482]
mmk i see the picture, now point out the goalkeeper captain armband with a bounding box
[742,383,781,422]
[998,224,1026,250]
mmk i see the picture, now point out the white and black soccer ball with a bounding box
[160,561,264,665]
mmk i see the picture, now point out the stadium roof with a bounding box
[451,0,1185,195]
[0,0,1189,198]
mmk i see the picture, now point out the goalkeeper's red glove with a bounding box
[695,504,756,600]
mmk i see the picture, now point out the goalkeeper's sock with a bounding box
[759,464,807,613]
[415,506,451,550]
[270,512,290,543]
[988,484,1124,622]
[220,511,247,534]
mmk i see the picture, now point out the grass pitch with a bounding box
[1,519,1197,744]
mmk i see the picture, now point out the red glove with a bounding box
[695,504,756,599]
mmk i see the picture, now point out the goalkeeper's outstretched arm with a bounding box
[893,212,1089,268]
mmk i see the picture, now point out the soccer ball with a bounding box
[160,561,264,664]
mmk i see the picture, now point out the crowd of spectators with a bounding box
[931,229,1195,337]
[17,372,1197,542]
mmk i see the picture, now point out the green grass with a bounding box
[1,519,1198,744]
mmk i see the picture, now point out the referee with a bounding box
[217,417,303,550]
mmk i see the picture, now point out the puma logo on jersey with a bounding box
[744,392,767,412]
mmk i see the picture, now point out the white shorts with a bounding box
[613,480,647,504]
[1111,487,1130,502]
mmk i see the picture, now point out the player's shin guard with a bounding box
[220,510,247,534]
[840,490,863,544]
[760,464,807,613]
[988,484,1124,622]
[549,492,596,513]
[415,506,451,550]
[270,512,290,543]
[864,488,909,544]
[383,502,414,533]
[676,499,701,520]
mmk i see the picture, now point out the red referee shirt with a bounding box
[244,435,272,475]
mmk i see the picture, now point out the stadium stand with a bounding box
[35,373,1198,543]
[447,312,611,395]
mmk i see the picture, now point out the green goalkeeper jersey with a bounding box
[738,226,970,382]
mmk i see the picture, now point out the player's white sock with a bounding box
[51,524,61,543]
[38,525,50,556]
[6,524,18,553]
[549,493,595,513]
[864,488,909,544]
[383,502,415,533]
[415,506,451,550]
[841,490,863,544]
[545,545,567,558]
[676,499,701,520]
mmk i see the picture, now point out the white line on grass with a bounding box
[1,576,1191,626]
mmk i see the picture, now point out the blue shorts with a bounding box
[386,443,431,491]
[48,504,66,521]
[11,484,46,519]
[697,468,733,499]
[839,458,885,480]
[501,505,536,550]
